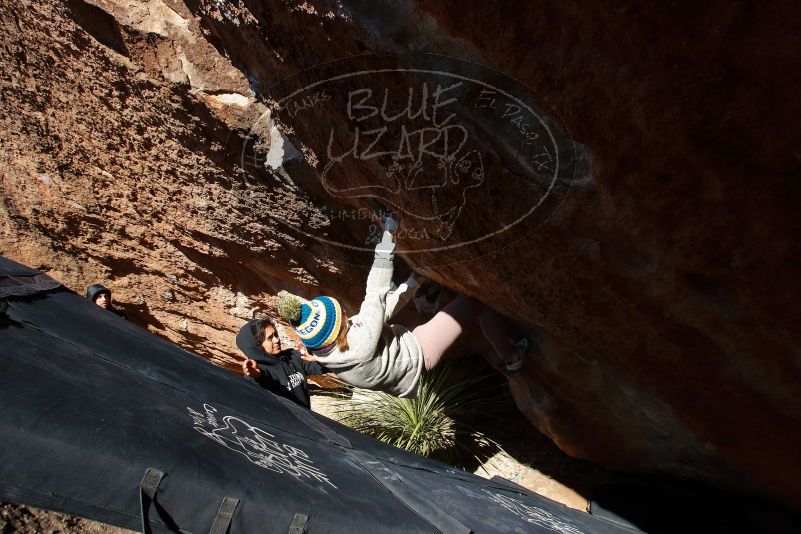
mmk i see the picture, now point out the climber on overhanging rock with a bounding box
[236,317,330,409]
[85,283,126,319]
[276,215,530,398]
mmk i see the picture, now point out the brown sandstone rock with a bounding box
[1,0,799,513]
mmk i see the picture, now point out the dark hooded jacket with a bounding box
[236,320,327,409]
[86,284,126,319]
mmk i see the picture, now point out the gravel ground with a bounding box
[474,451,588,510]
[0,503,133,534]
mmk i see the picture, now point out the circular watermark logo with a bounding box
[242,54,583,266]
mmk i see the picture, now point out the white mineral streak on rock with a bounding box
[208,93,251,107]
[265,122,301,169]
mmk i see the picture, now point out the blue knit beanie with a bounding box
[277,295,342,350]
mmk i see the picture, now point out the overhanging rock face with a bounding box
[1,0,800,513]
[0,256,637,534]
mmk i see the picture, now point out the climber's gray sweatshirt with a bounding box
[314,233,424,398]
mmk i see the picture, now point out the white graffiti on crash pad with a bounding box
[455,486,586,534]
[188,404,337,489]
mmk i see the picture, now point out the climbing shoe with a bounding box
[506,336,530,373]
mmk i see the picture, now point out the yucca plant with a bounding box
[332,357,510,465]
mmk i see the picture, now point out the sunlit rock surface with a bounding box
[1,0,799,511]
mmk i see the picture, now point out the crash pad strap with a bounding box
[348,450,472,534]
[139,468,166,534]
[288,513,309,534]
[208,496,239,534]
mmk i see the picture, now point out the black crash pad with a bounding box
[0,255,640,534]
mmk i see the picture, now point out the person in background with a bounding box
[236,318,329,409]
[86,283,126,319]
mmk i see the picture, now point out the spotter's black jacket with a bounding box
[236,320,327,409]
[85,283,126,319]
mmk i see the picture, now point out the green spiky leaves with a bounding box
[331,358,509,464]
[277,295,303,325]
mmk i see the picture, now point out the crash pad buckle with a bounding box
[288,513,309,534]
[139,468,166,534]
[208,496,239,534]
